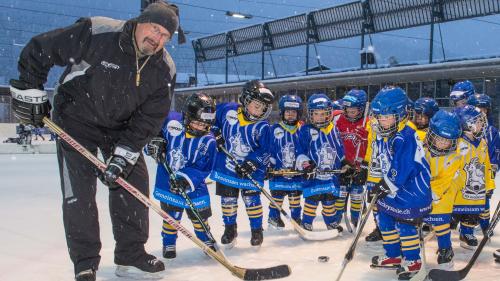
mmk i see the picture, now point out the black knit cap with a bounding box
[137,1,186,44]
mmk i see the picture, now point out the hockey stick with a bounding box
[428,200,500,281]
[216,142,340,241]
[343,102,370,234]
[44,117,291,281]
[160,161,224,255]
[334,194,378,281]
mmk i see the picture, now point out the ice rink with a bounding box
[0,154,498,281]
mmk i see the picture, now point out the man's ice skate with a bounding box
[115,253,165,279]
[75,269,96,281]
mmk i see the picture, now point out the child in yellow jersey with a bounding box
[422,110,463,267]
[363,116,384,242]
[452,105,495,249]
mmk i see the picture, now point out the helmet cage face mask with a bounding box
[425,130,457,157]
[373,113,402,137]
[463,112,487,139]
[241,95,272,121]
[308,107,332,129]
[414,111,430,130]
[184,93,216,137]
[343,105,364,122]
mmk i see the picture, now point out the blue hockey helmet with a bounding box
[342,89,367,122]
[332,99,343,110]
[307,92,333,128]
[450,80,475,106]
[414,97,439,130]
[279,94,303,125]
[426,110,461,157]
[454,105,487,139]
[467,93,491,109]
[371,86,408,137]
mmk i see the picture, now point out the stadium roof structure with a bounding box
[191,0,500,84]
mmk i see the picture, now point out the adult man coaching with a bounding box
[10,2,182,280]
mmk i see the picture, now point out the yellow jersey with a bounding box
[364,118,381,183]
[452,136,495,213]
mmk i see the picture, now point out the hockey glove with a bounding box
[486,189,493,200]
[302,160,316,180]
[213,129,226,151]
[352,161,369,186]
[235,160,258,178]
[10,79,51,128]
[100,145,139,189]
[170,177,191,194]
[372,179,392,200]
[145,137,167,163]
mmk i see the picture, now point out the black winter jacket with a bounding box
[17,16,176,152]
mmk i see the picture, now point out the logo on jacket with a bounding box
[281,142,295,169]
[462,157,486,200]
[101,61,120,70]
[169,148,186,172]
[226,110,239,125]
[226,133,251,172]
[167,120,184,137]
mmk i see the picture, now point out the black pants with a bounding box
[54,113,150,274]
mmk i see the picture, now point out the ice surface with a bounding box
[0,154,498,280]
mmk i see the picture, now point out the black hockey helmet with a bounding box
[239,80,274,122]
[183,92,216,137]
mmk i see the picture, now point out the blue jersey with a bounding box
[268,122,304,191]
[152,112,216,209]
[296,122,345,198]
[486,124,500,172]
[209,103,271,190]
[373,125,432,219]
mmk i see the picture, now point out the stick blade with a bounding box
[298,228,341,241]
[240,264,291,280]
[428,268,462,281]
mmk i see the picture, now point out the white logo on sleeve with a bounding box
[167,120,184,137]
[274,127,284,139]
[226,110,239,125]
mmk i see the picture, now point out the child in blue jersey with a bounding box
[267,94,304,229]
[369,87,432,280]
[145,93,217,259]
[209,80,274,248]
[295,93,346,233]
[467,93,499,233]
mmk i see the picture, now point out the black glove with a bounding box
[10,79,51,127]
[352,161,369,186]
[339,159,355,185]
[170,177,191,194]
[486,189,493,200]
[213,129,225,150]
[145,137,166,163]
[372,179,392,200]
[100,145,139,189]
[235,160,258,178]
[302,160,316,180]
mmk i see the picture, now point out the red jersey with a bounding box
[334,114,368,166]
